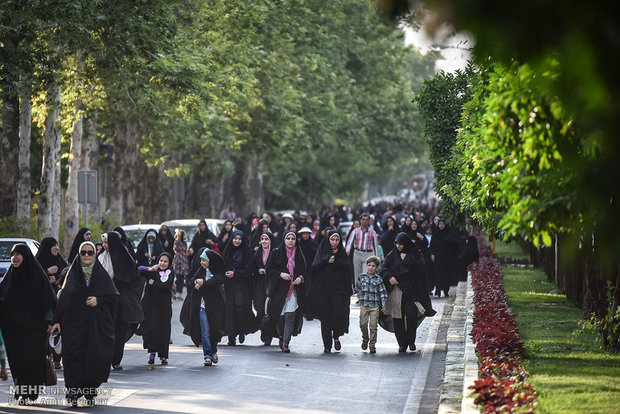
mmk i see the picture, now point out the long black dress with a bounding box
[308,230,352,351]
[248,232,276,342]
[221,231,254,344]
[138,252,175,359]
[36,236,69,293]
[100,231,144,367]
[180,248,226,350]
[380,232,436,351]
[430,222,458,296]
[265,235,307,340]
[136,229,165,267]
[54,255,119,402]
[0,244,57,401]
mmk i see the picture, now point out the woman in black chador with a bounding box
[248,231,276,345]
[36,236,69,293]
[136,229,165,267]
[68,227,92,264]
[113,226,137,260]
[188,219,219,259]
[158,225,175,256]
[98,232,144,370]
[0,244,57,403]
[308,230,352,352]
[265,230,307,353]
[222,230,254,346]
[52,241,118,407]
[381,232,436,352]
[138,252,175,367]
[180,248,227,366]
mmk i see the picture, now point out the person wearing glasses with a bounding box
[53,241,119,406]
[380,233,436,353]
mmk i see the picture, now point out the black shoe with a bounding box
[263,338,272,346]
[228,336,236,346]
[324,348,331,353]
[160,358,168,365]
[281,344,290,353]
[409,344,416,351]
[398,347,407,353]
[239,334,245,344]
[334,338,341,351]
[112,364,123,371]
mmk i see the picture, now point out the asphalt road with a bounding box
[0,296,452,414]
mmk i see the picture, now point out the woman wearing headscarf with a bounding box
[221,230,254,346]
[138,252,175,367]
[381,232,436,352]
[380,216,399,257]
[217,220,234,250]
[136,229,165,267]
[248,232,276,345]
[99,232,144,370]
[113,226,137,260]
[173,229,189,300]
[180,248,226,366]
[310,219,321,240]
[249,220,270,253]
[0,244,57,403]
[265,231,307,353]
[188,220,220,261]
[308,230,352,353]
[36,236,69,293]
[429,219,458,297]
[52,241,118,407]
[158,225,175,256]
[68,227,92,264]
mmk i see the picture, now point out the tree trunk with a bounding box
[231,156,252,218]
[63,102,83,256]
[82,113,99,222]
[0,94,20,217]
[109,115,139,225]
[38,86,61,236]
[17,96,32,233]
[248,155,263,215]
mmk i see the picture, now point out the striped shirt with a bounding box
[345,227,379,254]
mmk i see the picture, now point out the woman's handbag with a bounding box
[45,333,57,386]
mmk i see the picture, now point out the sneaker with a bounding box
[334,338,341,351]
[204,356,212,366]
[361,341,368,351]
[148,355,155,365]
[369,347,376,354]
[112,364,123,371]
[160,358,168,365]
[281,344,290,353]
[211,354,218,364]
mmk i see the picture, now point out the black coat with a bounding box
[54,258,119,389]
[139,261,175,354]
[265,240,307,335]
[0,244,57,391]
[221,232,254,336]
[68,228,91,264]
[381,233,436,318]
[307,231,352,334]
[180,249,227,347]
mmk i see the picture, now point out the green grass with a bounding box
[502,265,620,413]
[493,239,530,261]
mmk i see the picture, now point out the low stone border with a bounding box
[437,278,480,413]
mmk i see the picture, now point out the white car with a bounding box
[161,219,224,245]
[0,238,41,277]
[119,224,161,251]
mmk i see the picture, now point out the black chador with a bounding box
[54,244,119,402]
[248,232,275,344]
[138,252,175,362]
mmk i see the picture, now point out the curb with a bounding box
[437,277,480,413]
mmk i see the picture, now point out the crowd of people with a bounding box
[0,201,479,407]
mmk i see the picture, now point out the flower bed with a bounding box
[468,251,537,413]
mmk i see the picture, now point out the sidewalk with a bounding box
[438,278,480,413]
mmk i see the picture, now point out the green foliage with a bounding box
[585,282,620,353]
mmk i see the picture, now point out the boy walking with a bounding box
[354,256,387,353]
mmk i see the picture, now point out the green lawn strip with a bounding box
[493,240,530,260]
[502,265,620,414]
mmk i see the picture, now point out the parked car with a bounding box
[160,219,224,245]
[119,224,160,251]
[0,238,41,277]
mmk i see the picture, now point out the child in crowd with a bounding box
[354,256,387,353]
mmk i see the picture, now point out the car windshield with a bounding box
[0,241,14,261]
[123,230,147,250]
